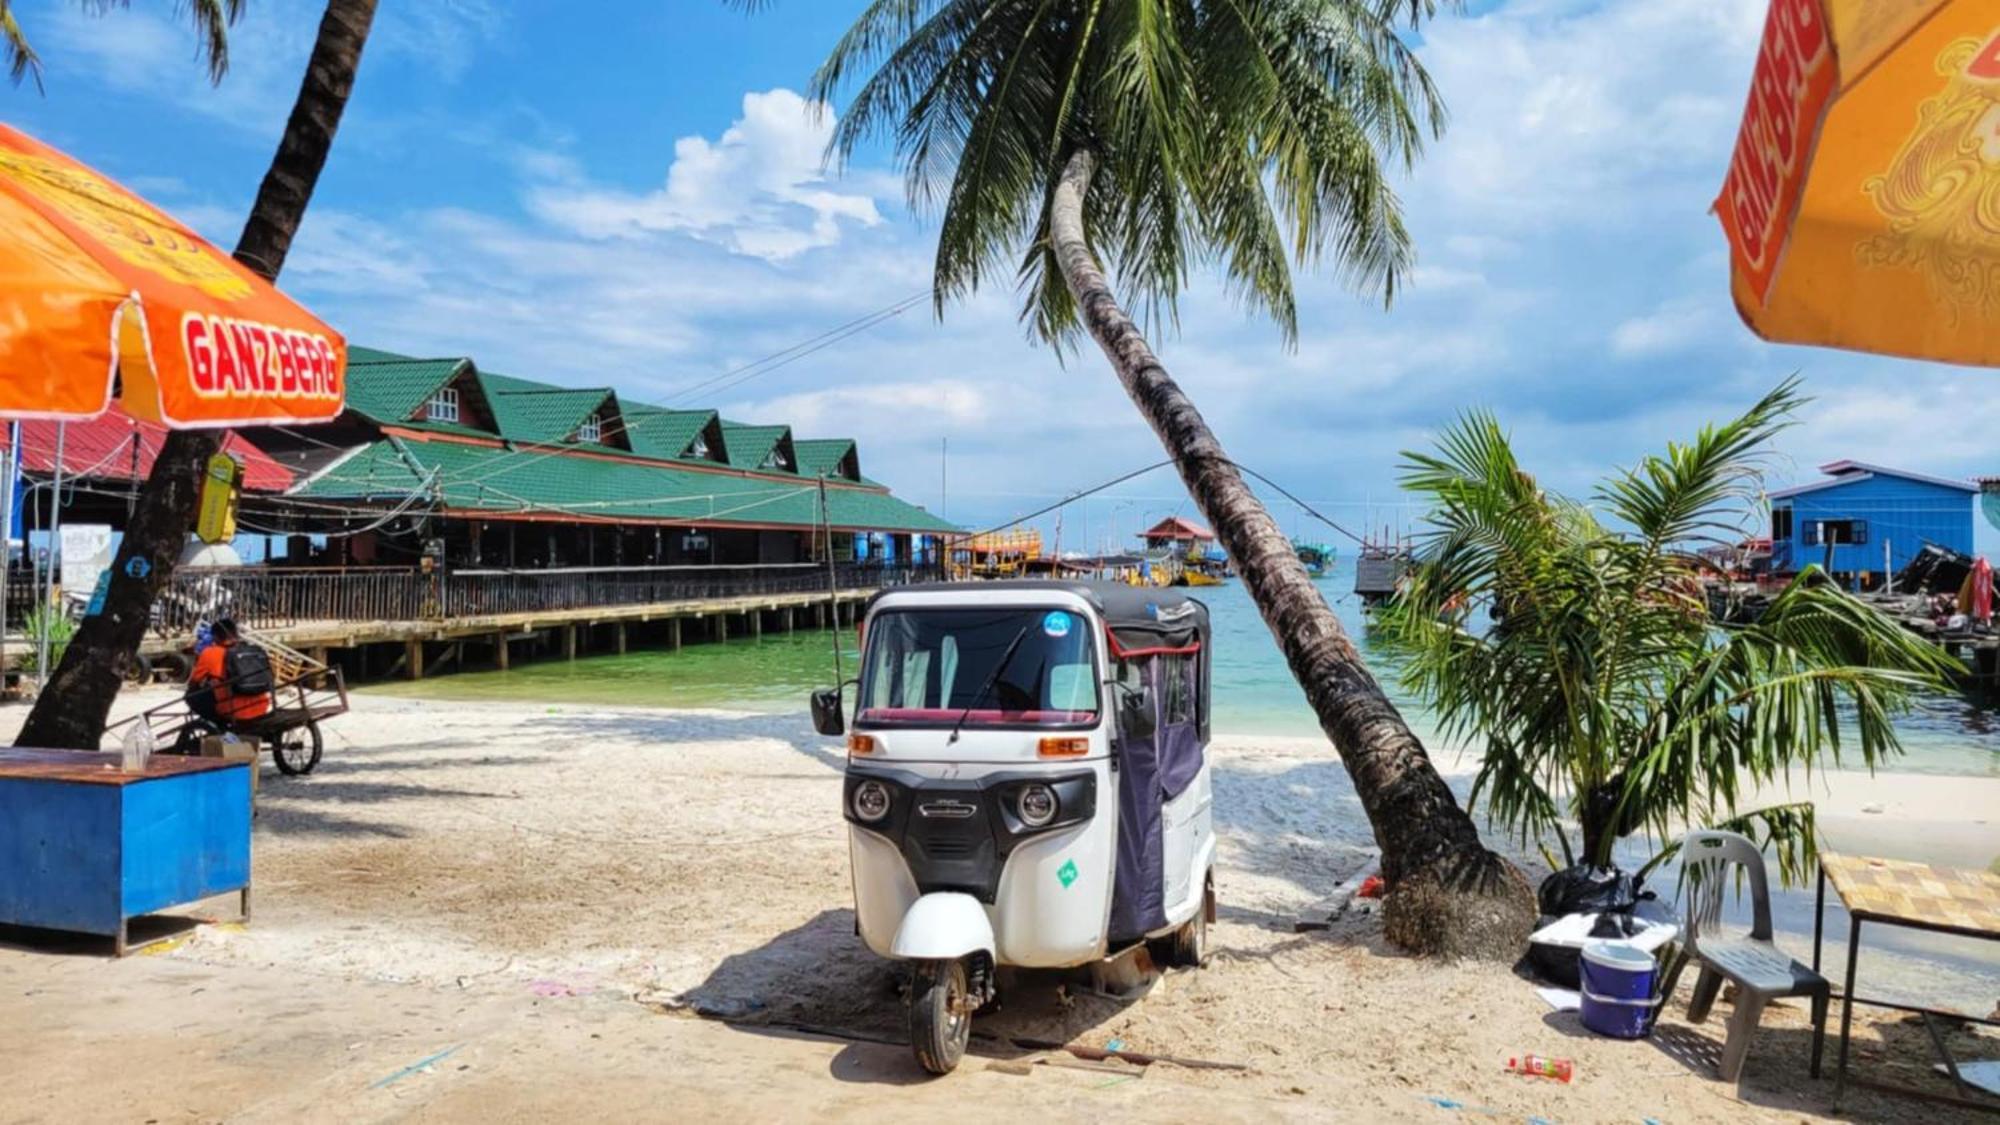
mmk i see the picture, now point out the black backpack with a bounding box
[224,641,274,695]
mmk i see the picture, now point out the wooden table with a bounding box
[0,748,251,955]
[1813,851,2000,1113]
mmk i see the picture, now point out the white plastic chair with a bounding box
[1673,830,1830,1083]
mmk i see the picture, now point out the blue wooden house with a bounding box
[1768,460,1976,583]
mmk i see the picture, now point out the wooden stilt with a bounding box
[751,610,763,638]
[406,639,425,681]
[563,625,577,660]
[495,632,510,671]
[716,615,728,642]
[615,622,627,655]
[670,618,683,651]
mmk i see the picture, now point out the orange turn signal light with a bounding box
[1038,737,1089,758]
[847,733,877,756]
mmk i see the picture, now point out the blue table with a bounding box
[0,748,251,955]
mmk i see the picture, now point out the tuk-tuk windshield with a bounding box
[858,607,1099,727]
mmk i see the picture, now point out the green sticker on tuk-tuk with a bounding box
[1057,859,1078,888]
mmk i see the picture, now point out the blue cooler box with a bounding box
[1579,939,1658,1039]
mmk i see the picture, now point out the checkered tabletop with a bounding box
[1821,852,2000,937]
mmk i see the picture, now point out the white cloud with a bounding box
[733,381,992,436]
[1609,297,1722,358]
[43,0,1988,547]
[526,89,883,261]
[1416,0,1765,229]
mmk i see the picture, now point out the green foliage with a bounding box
[5,0,243,90]
[1381,379,1960,883]
[800,0,1449,346]
[21,604,75,678]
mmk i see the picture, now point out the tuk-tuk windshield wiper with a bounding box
[947,625,1030,745]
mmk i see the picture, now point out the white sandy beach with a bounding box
[1,688,1995,1122]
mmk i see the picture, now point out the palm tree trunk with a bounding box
[1049,149,1535,959]
[15,0,378,750]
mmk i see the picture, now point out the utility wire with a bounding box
[426,289,934,488]
[950,457,1371,549]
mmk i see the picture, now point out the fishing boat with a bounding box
[1293,540,1335,578]
[1174,543,1230,587]
[1354,537,1412,610]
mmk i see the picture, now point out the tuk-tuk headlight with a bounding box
[851,779,892,822]
[1017,783,1058,828]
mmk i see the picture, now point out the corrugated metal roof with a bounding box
[793,438,858,480]
[5,406,295,492]
[479,371,614,444]
[300,437,955,533]
[720,422,790,470]
[344,355,468,424]
[622,406,715,461]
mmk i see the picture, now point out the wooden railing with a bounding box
[152,563,941,632]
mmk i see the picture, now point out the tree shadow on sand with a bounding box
[528,709,847,771]
[1539,985,1998,1118]
[672,907,1183,1081]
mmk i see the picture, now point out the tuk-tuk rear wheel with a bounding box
[908,958,971,1076]
[1168,880,1214,968]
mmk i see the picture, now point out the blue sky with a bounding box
[6,0,1996,554]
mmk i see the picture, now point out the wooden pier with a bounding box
[5,563,927,684]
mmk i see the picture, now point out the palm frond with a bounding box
[1,0,39,91]
[810,0,1448,346]
[72,0,242,83]
[1383,381,1953,876]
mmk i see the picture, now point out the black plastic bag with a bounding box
[1526,865,1646,988]
[1537,864,1640,917]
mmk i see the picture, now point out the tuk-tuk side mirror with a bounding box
[810,686,846,737]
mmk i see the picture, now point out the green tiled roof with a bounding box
[343,355,468,425]
[793,438,858,480]
[622,406,716,462]
[720,423,790,470]
[479,371,613,444]
[305,438,956,534]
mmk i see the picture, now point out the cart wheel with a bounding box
[1168,881,1212,968]
[908,958,971,1076]
[271,719,323,776]
[123,653,154,686]
[171,722,207,757]
[154,651,193,684]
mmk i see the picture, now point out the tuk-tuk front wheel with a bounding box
[908,957,972,1075]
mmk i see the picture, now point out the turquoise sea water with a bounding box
[367,558,2000,778]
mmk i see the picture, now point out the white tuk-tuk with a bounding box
[810,581,1216,1074]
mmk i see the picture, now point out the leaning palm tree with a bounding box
[17,0,379,750]
[794,0,1537,956]
[1384,380,1959,889]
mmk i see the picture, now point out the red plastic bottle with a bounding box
[1505,1055,1574,1083]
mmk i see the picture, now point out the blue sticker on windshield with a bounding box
[1042,611,1072,638]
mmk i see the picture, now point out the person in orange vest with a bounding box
[186,618,272,728]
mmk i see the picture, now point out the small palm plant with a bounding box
[1383,380,1959,885]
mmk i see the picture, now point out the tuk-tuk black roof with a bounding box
[868,580,1210,656]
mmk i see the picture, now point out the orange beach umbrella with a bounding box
[1717,1,2000,367]
[0,122,345,427]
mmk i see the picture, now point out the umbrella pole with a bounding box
[0,423,14,661]
[37,421,64,692]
